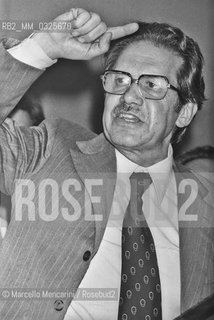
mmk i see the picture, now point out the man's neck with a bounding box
[115,144,169,167]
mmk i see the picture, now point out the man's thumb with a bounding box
[98,32,112,54]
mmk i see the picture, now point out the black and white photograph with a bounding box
[0,0,213,319]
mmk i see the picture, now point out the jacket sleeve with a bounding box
[0,39,55,195]
[0,119,57,195]
[0,38,44,123]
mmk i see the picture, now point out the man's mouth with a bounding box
[113,103,144,123]
[116,112,142,123]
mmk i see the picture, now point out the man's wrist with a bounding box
[30,32,60,60]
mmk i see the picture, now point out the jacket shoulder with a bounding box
[46,118,96,149]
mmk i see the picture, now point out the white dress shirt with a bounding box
[6,41,181,319]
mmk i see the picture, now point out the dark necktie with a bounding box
[118,172,162,320]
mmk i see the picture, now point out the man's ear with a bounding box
[176,102,198,128]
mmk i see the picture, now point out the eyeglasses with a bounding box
[100,70,180,100]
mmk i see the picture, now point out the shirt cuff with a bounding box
[7,37,57,69]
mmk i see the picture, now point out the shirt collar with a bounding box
[115,145,173,203]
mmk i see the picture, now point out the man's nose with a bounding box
[122,83,144,105]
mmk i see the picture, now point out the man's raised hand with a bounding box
[32,8,139,60]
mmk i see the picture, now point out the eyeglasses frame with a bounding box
[100,69,181,100]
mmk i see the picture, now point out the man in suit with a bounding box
[0,7,213,320]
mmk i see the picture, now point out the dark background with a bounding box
[0,0,213,155]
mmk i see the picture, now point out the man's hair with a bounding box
[104,22,205,143]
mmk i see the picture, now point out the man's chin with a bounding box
[108,133,144,150]
[103,120,149,149]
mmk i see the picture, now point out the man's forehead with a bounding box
[114,40,183,73]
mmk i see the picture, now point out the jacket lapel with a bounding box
[174,162,214,312]
[70,133,117,254]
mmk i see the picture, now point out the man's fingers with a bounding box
[54,9,138,44]
[72,13,104,37]
[48,9,139,60]
[108,23,139,40]
[71,9,91,28]
[76,22,107,43]
[98,32,112,52]
[54,8,91,28]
